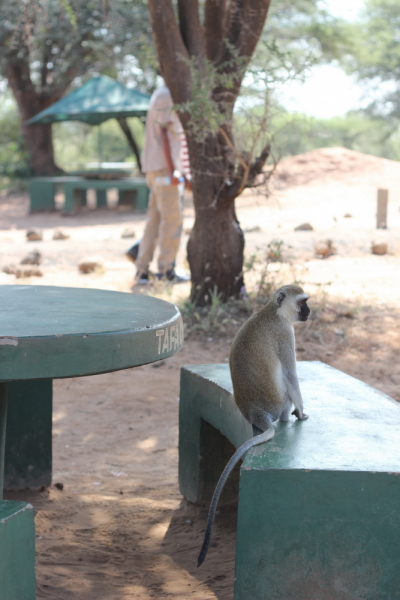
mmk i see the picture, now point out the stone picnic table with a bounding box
[0,285,183,600]
[29,175,150,213]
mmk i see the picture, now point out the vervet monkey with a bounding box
[197,284,310,568]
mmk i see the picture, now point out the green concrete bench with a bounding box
[29,176,149,213]
[179,362,400,600]
[0,388,36,599]
[0,501,35,599]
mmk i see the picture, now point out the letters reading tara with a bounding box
[156,319,183,354]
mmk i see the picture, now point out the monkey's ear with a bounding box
[276,291,286,306]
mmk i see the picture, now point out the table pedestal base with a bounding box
[4,380,52,490]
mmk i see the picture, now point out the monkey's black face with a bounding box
[298,299,311,322]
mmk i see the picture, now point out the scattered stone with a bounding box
[294,223,313,231]
[17,268,43,278]
[344,213,352,218]
[54,482,64,491]
[3,265,16,275]
[121,228,136,239]
[244,226,262,233]
[3,265,43,278]
[21,250,41,265]
[53,230,70,240]
[315,239,336,259]
[78,258,105,274]
[334,328,344,336]
[26,229,43,241]
[186,520,193,525]
[371,242,387,255]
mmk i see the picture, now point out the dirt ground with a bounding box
[1,147,400,599]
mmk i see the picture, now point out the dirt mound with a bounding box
[272,147,400,189]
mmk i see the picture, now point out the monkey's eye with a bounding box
[298,299,306,307]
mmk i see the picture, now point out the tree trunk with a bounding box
[22,122,62,176]
[186,134,244,305]
[6,66,63,176]
[187,203,244,305]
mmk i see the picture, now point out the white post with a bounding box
[376,188,388,229]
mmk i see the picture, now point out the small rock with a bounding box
[294,223,313,231]
[54,482,64,491]
[21,250,41,265]
[371,242,387,255]
[3,265,17,275]
[315,239,336,259]
[344,213,352,218]
[186,520,193,525]
[17,268,43,278]
[78,258,104,274]
[326,351,333,356]
[3,265,43,278]
[53,230,70,240]
[334,328,344,336]
[244,226,262,233]
[121,229,136,239]
[26,229,42,241]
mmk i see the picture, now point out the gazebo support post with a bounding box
[117,117,142,173]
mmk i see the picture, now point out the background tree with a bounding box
[0,0,153,175]
[342,0,400,121]
[146,0,273,305]
[147,0,342,304]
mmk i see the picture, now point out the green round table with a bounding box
[0,285,183,600]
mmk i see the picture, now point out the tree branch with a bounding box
[177,0,204,58]
[225,141,270,202]
[247,142,270,185]
[147,0,192,106]
[219,0,271,92]
[204,0,227,62]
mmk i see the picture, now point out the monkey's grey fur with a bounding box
[197,284,310,568]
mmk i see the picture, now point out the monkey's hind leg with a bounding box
[250,409,276,432]
[279,396,292,422]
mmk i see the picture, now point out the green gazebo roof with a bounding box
[25,75,151,126]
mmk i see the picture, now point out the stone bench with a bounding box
[29,176,149,213]
[0,501,36,599]
[179,361,400,600]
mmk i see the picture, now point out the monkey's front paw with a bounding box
[300,413,309,420]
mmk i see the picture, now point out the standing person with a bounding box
[134,81,190,284]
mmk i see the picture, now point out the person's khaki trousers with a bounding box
[135,168,183,275]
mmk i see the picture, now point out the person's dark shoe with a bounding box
[158,269,190,283]
[134,271,150,285]
[126,240,141,263]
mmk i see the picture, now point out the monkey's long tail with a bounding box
[197,427,275,568]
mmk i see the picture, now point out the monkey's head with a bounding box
[275,284,310,324]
